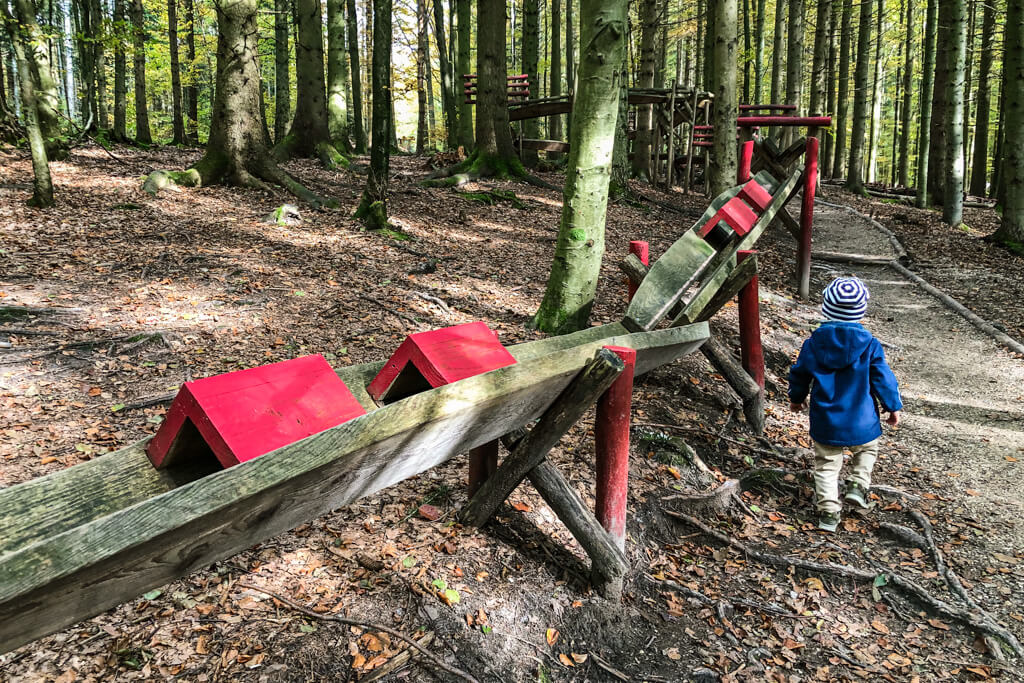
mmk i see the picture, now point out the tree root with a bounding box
[642,574,805,620]
[667,511,1024,659]
[660,478,739,514]
[421,150,559,191]
[237,583,479,683]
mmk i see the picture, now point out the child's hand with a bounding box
[790,401,806,412]
[886,410,901,426]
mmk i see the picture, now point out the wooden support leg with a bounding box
[738,140,754,183]
[700,338,765,435]
[626,241,649,302]
[797,137,818,299]
[737,250,765,392]
[595,346,637,553]
[468,440,499,497]
[460,348,625,528]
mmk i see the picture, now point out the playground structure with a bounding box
[0,163,803,655]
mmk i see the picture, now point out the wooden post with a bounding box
[736,250,764,391]
[626,241,649,302]
[468,440,498,496]
[701,338,765,435]
[595,346,636,552]
[685,88,699,192]
[738,139,754,183]
[666,83,678,188]
[797,136,818,299]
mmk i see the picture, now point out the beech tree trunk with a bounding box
[523,0,540,166]
[91,0,108,130]
[113,0,128,140]
[274,0,290,144]
[355,0,392,227]
[992,0,1023,244]
[416,0,428,153]
[942,0,967,226]
[130,0,152,144]
[968,0,994,197]
[347,0,366,152]
[456,0,472,149]
[11,0,64,157]
[742,0,751,102]
[928,0,952,204]
[474,0,516,164]
[327,0,349,145]
[709,0,738,196]
[632,0,658,179]
[866,0,882,182]
[433,0,456,148]
[845,0,872,193]
[754,0,765,103]
[770,0,786,109]
[184,0,198,142]
[168,0,186,144]
[783,0,804,146]
[809,0,830,121]
[549,0,563,156]
[833,0,852,178]
[533,0,627,334]
[898,0,913,187]
[823,0,838,177]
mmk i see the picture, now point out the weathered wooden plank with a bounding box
[0,322,709,654]
[687,253,760,324]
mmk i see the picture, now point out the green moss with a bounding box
[568,228,587,242]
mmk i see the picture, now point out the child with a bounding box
[788,277,903,532]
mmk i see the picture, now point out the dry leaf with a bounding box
[546,628,559,646]
[352,653,366,669]
[927,618,950,631]
[511,501,532,512]
[664,647,681,660]
[558,653,574,667]
[418,504,441,521]
[871,620,890,634]
[571,653,588,664]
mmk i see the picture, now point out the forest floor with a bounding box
[1,144,1023,683]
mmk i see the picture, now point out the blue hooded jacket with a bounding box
[788,321,903,447]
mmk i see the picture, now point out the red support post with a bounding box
[595,346,637,552]
[626,241,649,301]
[737,251,765,391]
[797,137,818,299]
[738,140,754,183]
[468,440,499,496]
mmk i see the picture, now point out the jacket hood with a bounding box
[810,322,874,370]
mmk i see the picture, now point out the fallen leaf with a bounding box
[511,501,532,512]
[871,620,890,634]
[558,653,574,667]
[546,628,559,646]
[927,618,951,630]
[664,647,681,660]
[571,653,588,664]
[418,504,441,521]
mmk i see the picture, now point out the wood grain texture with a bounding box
[0,322,709,654]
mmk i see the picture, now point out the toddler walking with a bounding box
[788,277,903,531]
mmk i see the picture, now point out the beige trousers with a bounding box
[812,439,879,514]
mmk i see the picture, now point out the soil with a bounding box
[1,146,1022,682]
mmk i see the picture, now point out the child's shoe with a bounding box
[844,481,870,509]
[818,511,840,532]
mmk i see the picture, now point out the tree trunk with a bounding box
[783,0,804,146]
[549,0,563,156]
[845,0,872,193]
[833,0,852,177]
[91,0,109,129]
[184,0,198,142]
[968,0,994,197]
[915,0,937,206]
[327,0,349,146]
[566,0,574,95]
[928,0,952,204]
[609,44,630,198]
[709,0,738,196]
[274,0,290,144]
[130,0,152,143]
[942,0,967,226]
[866,0,882,182]
[11,0,64,157]
[992,0,1023,244]
[416,0,428,153]
[897,0,913,187]
[823,0,838,177]
[347,0,367,153]
[632,0,657,179]
[474,0,516,163]
[424,11,436,139]
[355,0,392,227]
[433,0,456,148]
[168,0,186,144]
[276,0,346,167]
[742,0,751,102]
[532,0,627,334]
[2,1,53,206]
[769,0,786,142]
[991,71,1005,201]
[523,0,540,165]
[456,0,473,149]
[809,0,830,118]
[696,0,704,89]
[113,0,128,140]
[75,0,97,129]
[753,0,765,103]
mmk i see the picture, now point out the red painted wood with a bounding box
[737,115,831,127]
[737,251,765,390]
[698,198,758,239]
[798,137,818,298]
[367,322,517,402]
[146,355,366,470]
[468,440,499,497]
[739,179,773,212]
[595,346,636,552]
[627,240,649,302]
[738,140,754,183]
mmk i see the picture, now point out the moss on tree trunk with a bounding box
[354,0,392,229]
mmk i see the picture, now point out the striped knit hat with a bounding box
[822,277,870,322]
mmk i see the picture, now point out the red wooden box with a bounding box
[146,354,366,470]
[367,321,517,403]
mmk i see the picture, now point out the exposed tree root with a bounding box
[660,478,739,513]
[667,511,1024,659]
[642,574,805,620]
[272,133,350,171]
[421,150,559,191]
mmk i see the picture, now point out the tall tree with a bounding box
[783,0,804,146]
[992,0,1023,244]
[833,0,852,177]
[742,0,751,102]
[129,0,152,143]
[355,0,392,227]
[183,0,198,142]
[2,0,53,206]
[91,0,109,130]
[274,0,290,144]
[915,0,937,206]
[168,0,186,144]
[769,0,785,116]
[522,0,540,165]
[549,0,563,154]
[897,0,914,187]
[113,0,128,140]
[566,0,574,95]
[433,0,456,148]
[9,0,64,157]
[968,0,995,197]
[533,0,627,333]
[942,0,967,225]
[327,0,349,145]
[709,0,738,195]
[809,0,831,127]
[845,0,872,193]
[275,0,347,167]
[823,0,838,176]
[753,0,766,103]
[456,0,473,149]
[927,0,952,203]
[632,0,657,178]
[347,0,366,152]
[416,0,428,153]
[866,0,882,181]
